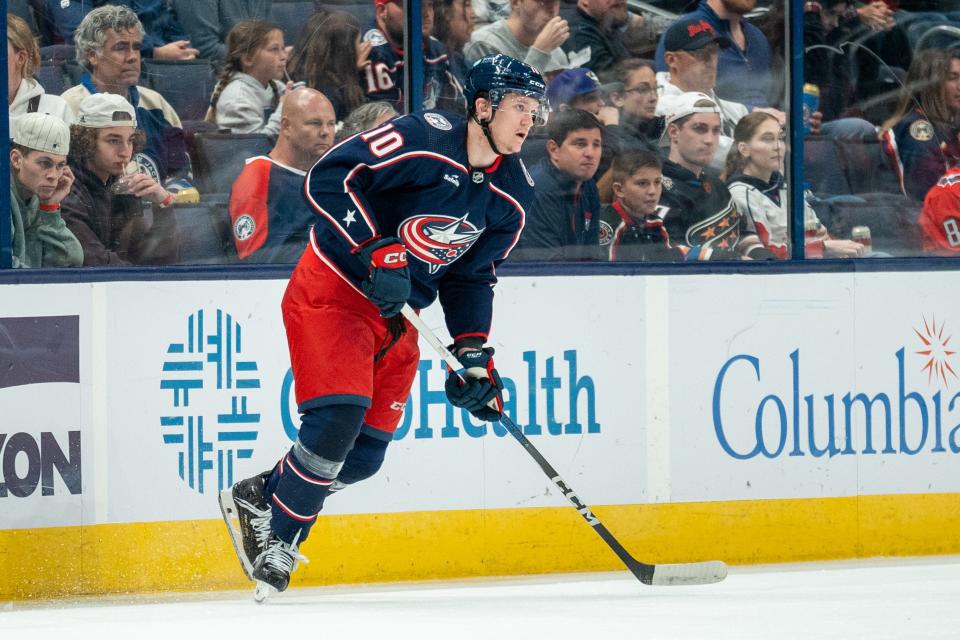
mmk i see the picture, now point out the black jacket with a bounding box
[511,159,602,261]
[61,160,181,266]
[565,8,628,73]
[659,159,771,261]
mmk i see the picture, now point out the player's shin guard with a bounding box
[268,404,366,543]
[269,448,336,544]
[329,428,390,495]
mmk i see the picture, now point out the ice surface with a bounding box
[3,557,959,640]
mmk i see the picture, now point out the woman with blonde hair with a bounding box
[881,48,960,202]
[7,14,74,135]
[725,111,864,259]
[206,20,288,137]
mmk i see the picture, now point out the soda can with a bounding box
[804,219,823,258]
[851,225,872,250]
[803,84,820,135]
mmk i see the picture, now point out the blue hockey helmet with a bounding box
[463,54,549,126]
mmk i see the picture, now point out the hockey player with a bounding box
[219,54,548,599]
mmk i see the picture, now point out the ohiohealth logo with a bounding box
[159,309,261,494]
[712,315,960,461]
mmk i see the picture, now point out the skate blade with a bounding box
[254,581,275,603]
[218,489,255,580]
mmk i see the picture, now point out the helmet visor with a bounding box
[491,89,550,127]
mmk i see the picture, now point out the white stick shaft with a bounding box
[400,304,463,372]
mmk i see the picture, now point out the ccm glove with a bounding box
[445,347,504,422]
[358,237,411,318]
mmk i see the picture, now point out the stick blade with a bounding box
[649,560,728,586]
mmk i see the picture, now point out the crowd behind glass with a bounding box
[8,0,960,267]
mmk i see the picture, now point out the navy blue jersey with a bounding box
[360,28,465,113]
[304,111,534,343]
[229,156,312,263]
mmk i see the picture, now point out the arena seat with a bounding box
[142,59,217,122]
[271,0,320,46]
[172,203,238,265]
[191,132,273,195]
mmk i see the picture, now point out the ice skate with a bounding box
[219,470,272,579]
[252,534,309,602]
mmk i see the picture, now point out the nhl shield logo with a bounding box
[398,214,484,273]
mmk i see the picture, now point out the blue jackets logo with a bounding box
[398,214,484,273]
[160,309,261,494]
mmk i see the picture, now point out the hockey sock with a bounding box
[269,404,365,543]
[330,428,391,495]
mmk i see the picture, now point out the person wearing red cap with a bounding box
[362,0,464,111]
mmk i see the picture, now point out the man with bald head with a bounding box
[229,88,337,262]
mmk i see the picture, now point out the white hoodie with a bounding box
[9,78,74,139]
[212,72,283,138]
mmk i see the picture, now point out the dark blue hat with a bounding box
[663,16,732,52]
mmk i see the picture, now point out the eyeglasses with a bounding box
[623,85,656,96]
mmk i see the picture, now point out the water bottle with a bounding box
[802,84,820,135]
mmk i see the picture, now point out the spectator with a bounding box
[61,93,180,266]
[464,0,584,73]
[363,0,464,112]
[546,67,619,181]
[512,109,603,261]
[602,58,663,154]
[170,0,269,64]
[433,0,476,84]
[881,49,960,202]
[229,89,336,263]
[656,16,747,169]
[564,0,630,73]
[287,11,370,122]
[802,0,903,123]
[659,92,771,260]
[9,113,83,268]
[655,0,773,111]
[472,0,509,27]
[917,162,960,255]
[207,20,287,137]
[62,6,195,192]
[337,101,398,141]
[599,149,683,261]
[45,0,198,61]
[547,68,606,116]
[725,112,864,259]
[8,14,74,137]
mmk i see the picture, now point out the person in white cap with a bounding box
[9,113,83,268]
[62,5,195,195]
[659,91,772,261]
[60,93,181,266]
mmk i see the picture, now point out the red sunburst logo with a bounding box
[914,316,959,387]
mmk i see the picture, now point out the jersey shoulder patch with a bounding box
[424,112,452,130]
[910,119,934,142]
[363,28,387,46]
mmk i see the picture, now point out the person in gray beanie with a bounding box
[9,112,83,268]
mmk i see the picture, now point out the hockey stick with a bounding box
[399,305,728,587]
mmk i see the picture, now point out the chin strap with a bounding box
[471,110,503,157]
